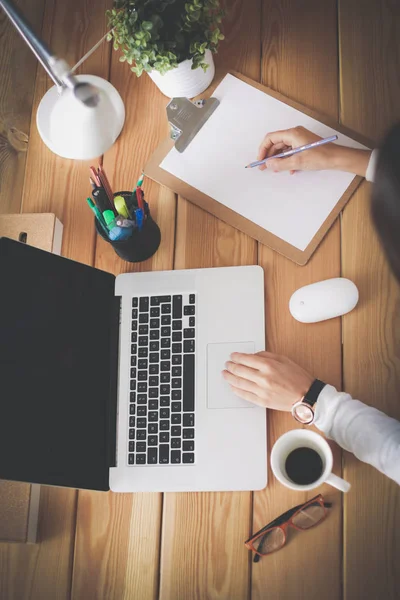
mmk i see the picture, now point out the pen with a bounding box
[135,208,143,231]
[245,135,338,169]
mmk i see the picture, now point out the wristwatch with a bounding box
[291,379,326,425]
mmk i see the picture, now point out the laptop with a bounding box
[0,237,267,492]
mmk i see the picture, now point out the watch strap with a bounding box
[303,379,326,408]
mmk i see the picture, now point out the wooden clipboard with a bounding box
[144,72,374,265]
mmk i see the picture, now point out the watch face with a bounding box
[293,403,314,424]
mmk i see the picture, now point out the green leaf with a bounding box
[129,11,138,23]
[106,0,225,75]
[131,64,144,76]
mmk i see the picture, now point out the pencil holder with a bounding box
[95,191,161,262]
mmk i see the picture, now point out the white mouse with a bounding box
[289,277,359,323]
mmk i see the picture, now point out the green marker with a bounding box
[102,210,116,229]
[86,198,108,234]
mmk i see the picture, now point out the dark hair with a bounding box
[371,122,400,282]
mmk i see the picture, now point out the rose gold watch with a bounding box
[291,379,326,425]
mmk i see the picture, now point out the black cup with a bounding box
[95,191,161,263]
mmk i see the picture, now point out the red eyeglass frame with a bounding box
[245,494,331,558]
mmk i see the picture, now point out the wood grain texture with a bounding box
[72,491,162,600]
[0,487,77,600]
[159,2,260,598]
[339,1,400,598]
[0,0,46,214]
[254,2,342,599]
[72,39,176,600]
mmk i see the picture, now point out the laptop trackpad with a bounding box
[207,342,256,409]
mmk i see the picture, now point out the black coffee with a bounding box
[285,447,323,485]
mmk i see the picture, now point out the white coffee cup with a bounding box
[270,430,351,493]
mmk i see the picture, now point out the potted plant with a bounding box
[106,0,225,98]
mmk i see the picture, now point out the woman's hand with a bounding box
[257,125,371,176]
[222,351,314,411]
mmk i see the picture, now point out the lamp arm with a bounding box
[0,0,101,107]
[0,0,63,88]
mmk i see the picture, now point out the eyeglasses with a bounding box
[244,494,332,562]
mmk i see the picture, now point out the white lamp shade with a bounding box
[36,74,125,160]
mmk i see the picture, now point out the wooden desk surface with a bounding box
[0,1,399,599]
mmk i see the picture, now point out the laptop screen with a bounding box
[0,238,117,491]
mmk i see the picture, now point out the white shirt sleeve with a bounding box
[365,148,378,182]
[314,385,400,484]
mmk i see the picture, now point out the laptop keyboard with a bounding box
[128,293,196,466]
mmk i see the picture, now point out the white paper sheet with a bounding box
[160,74,369,251]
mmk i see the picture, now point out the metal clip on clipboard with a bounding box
[167,97,220,153]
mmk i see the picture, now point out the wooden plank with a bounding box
[0,1,114,599]
[0,488,77,600]
[159,2,260,599]
[0,0,46,214]
[339,1,400,599]
[72,44,177,600]
[72,490,162,600]
[254,1,343,599]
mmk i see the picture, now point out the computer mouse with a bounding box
[289,278,359,323]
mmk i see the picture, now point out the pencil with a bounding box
[245,135,338,169]
[97,165,114,205]
[90,166,101,186]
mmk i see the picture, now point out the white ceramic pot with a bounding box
[147,49,215,98]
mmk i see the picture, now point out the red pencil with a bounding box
[136,186,144,211]
[90,166,101,187]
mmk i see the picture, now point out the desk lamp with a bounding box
[0,0,125,160]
